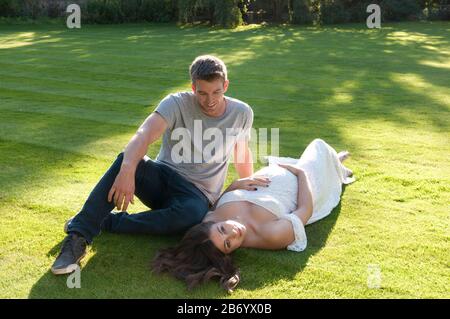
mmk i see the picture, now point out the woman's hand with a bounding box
[227,176,271,192]
[277,163,305,176]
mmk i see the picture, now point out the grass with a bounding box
[0,21,449,299]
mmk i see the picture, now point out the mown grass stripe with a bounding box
[0,22,448,298]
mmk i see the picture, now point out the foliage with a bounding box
[0,0,448,26]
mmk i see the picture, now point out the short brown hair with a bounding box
[189,55,228,84]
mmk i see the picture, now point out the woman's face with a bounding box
[209,220,246,254]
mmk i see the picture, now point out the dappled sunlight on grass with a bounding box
[232,24,263,32]
[419,59,450,70]
[221,50,257,68]
[331,92,353,104]
[386,30,447,46]
[0,21,449,298]
[391,73,450,109]
[420,44,450,55]
[0,31,36,49]
[329,80,359,105]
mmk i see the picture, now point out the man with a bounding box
[51,55,269,275]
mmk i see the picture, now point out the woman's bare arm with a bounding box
[277,164,313,225]
[293,170,313,225]
[249,166,313,250]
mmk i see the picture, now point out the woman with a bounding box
[152,139,355,292]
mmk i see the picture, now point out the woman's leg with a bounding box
[337,151,353,177]
[299,138,354,182]
[337,151,350,162]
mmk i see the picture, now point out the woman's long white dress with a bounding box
[216,139,355,252]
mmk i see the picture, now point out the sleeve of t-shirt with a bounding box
[238,106,253,142]
[154,94,177,131]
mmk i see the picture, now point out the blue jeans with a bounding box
[67,153,210,244]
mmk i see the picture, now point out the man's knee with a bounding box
[114,152,125,166]
[115,152,149,177]
[166,200,208,233]
[185,199,209,221]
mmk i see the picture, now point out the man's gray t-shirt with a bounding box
[154,92,253,204]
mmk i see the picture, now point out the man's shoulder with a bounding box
[166,91,194,103]
[226,96,253,115]
[156,92,196,117]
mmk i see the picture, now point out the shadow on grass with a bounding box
[27,186,347,298]
[29,231,187,298]
[235,188,346,292]
[1,21,447,297]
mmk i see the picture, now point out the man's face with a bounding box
[192,78,229,117]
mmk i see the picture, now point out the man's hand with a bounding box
[106,112,167,212]
[227,176,271,192]
[108,168,135,212]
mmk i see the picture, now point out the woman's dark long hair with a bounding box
[151,221,240,293]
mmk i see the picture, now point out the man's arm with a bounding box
[121,112,167,171]
[108,112,168,211]
[233,139,253,178]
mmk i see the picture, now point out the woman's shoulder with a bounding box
[243,218,295,250]
[203,210,217,223]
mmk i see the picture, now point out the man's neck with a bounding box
[201,97,227,118]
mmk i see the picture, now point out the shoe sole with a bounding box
[51,251,87,275]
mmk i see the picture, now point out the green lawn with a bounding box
[0,21,449,299]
